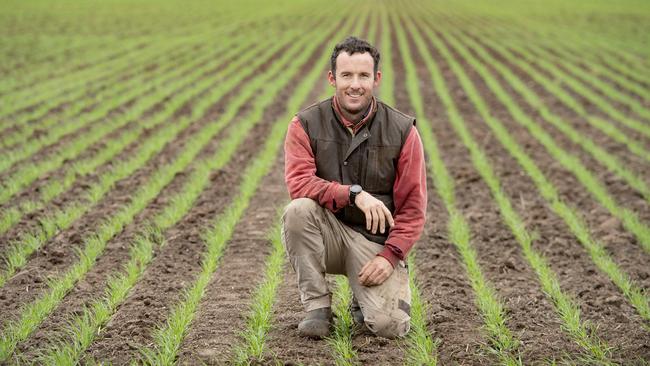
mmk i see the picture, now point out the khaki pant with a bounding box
[281,198,411,338]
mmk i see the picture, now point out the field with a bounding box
[1,0,649,364]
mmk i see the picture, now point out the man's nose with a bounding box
[350,76,362,88]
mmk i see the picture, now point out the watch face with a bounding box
[351,184,362,194]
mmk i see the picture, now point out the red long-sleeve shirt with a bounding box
[284,99,427,267]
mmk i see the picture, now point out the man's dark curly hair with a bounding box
[330,36,380,79]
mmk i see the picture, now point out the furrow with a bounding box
[0,10,330,358]
[445,30,650,206]
[416,4,650,346]
[390,7,522,366]
[74,11,344,364]
[0,11,320,291]
[405,8,620,363]
[0,23,289,240]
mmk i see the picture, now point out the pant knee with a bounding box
[364,312,410,339]
[282,198,319,233]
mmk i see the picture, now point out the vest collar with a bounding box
[332,95,377,134]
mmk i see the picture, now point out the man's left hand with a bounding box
[358,256,393,286]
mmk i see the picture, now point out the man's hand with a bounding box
[358,256,394,286]
[354,191,394,234]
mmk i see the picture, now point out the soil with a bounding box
[7,32,302,362]
[2,6,649,366]
[425,22,650,362]
[396,22,588,364]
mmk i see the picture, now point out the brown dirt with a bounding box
[3,7,650,366]
[450,28,650,292]
[81,20,338,364]
[389,23,491,365]
[9,36,302,361]
[398,20,587,364]
[0,34,282,256]
[176,154,286,365]
[425,22,650,363]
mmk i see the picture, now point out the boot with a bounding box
[298,307,332,338]
[350,298,364,326]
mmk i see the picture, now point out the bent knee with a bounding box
[364,312,410,339]
[283,198,320,228]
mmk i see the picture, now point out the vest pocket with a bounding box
[364,146,400,192]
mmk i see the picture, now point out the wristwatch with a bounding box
[349,184,362,206]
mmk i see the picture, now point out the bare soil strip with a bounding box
[504,45,650,146]
[400,22,583,362]
[453,35,650,290]
[81,23,336,364]
[0,34,292,256]
[429,25,650,361]
[0,36,283,320]
[455,30,650,182]
[176,154,286,364]
[388,20,491,365]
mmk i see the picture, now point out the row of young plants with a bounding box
[377,6,439,365]
[0,10,336,359]
[444,31,650,205]
[490,34,650,141]
[411,5,650,326]
[0,31,218,149]
[461,26,650,165]
[0,8,241,115]
[432,24,650,323]
[0,12,326,289]
[391,10,522,366]
[439,24,650,257]
[462,13,650,97]
[0,18,294,200]
[135,12,353,364]
[512,41,650,123]
[402,8,617,364]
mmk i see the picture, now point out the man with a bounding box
[282,36,427,339]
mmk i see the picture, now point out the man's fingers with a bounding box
[361,265,379,286]
[365,207,372,231]
[382,206,395,228]
[379,208,386,234]
[371,208,378,234]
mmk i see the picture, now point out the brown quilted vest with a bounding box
[297,97,415,244]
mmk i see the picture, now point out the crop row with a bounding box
[0,5,348,362]
[397,1,647,363]
[0,6,328,292]
[0,20,302,240]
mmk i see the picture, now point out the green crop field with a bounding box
[0,0,649,364]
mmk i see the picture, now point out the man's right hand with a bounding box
[354,191,394,234]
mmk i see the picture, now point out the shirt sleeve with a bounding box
[284,116,350,212]
[378,126,427,267]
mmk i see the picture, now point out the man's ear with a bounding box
[374,70,382,87]
[328,70,336,86]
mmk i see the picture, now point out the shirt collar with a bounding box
[332,95,377,134]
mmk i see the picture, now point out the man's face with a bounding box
[328,51,381,116]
